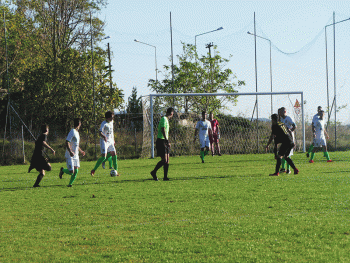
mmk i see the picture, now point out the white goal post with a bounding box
[143,91,305,158]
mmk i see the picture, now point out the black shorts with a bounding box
[278,142,294,158]
[156,138,169,157]
[29,154,51,172]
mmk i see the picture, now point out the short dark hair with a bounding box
[202,110,206,115]
[74,118,81,128]
[105,110,114,119]
[166,107,174,116]
[41,124,48,133]
[271,114,279,121]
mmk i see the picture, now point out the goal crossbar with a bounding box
[147,91,305,158]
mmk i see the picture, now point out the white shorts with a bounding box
[100,141,116,155]
[66,157,80,171]
[313,137,326,147]
[199,136,210,149]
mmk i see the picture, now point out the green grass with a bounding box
[1,152,350,262]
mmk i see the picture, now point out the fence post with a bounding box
[134,127,137,156]
[22,125,25,163]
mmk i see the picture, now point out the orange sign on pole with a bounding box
[294,99,301,115]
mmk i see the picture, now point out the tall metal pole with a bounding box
[254,12,259,153]
[3,10,11,155]
[324,15,350,132]
[170,12,174,96]
[170,12,176,155]
[107,42,113,90]
[333,12,337,149]
[269,40,272,115]
[247,31,272,115]
[134,40,157,83]
[325,26,330,121]
[90,12,97,158]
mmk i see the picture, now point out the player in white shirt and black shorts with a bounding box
[194,111,212,163]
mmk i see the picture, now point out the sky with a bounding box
[98,0,350,123]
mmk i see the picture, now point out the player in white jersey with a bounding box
[194,111,212,163]
[309,110,332,163]
[91,111,119,176]
[59,118,86,187]
[278,107,296,174]
[306,106,323,157]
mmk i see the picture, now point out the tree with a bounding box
[126,86,142,115]
[0,0,123,135]
[148,42,245,114]
[126,86,142,131]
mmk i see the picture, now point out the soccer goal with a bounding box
[141,92,305,158]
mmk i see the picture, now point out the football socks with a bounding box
[93,156,106,171]
[68,169,78,186]
[307,144,314,154]
[281,158,286,169]
[310,152,315,161]
[112,155,118,171]
[324,151,330,161]
[62,168,73,176]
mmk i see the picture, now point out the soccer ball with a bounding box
[110,169,118,177]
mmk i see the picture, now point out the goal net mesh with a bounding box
[141,92,304,158]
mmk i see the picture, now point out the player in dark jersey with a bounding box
[28,124,56,187]
[265,114,299,176]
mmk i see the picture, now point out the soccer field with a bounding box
[1,152,349,262]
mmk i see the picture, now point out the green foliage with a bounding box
[126,86,142,114]
[0,0,123,136]
[148,42,245,113]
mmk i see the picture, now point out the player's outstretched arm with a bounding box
[43,141,55,155]
[79,147,86,156]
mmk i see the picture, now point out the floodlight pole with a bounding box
[134,39,157,84]
[2,10,11,155]
[90,12,97,158]
[194,27,223,71]
[324,13,350,149]
[247,31,273,115]
[194,27,223,52]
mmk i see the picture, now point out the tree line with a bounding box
[0,0,123,137]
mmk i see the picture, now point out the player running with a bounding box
[59,118,86,187]
[194,111,212,163]
[91,111,119,177]
[29,124,56,187]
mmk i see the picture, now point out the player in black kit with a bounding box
[265,114,299,176]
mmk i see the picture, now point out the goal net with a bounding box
[141,92,305,158]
